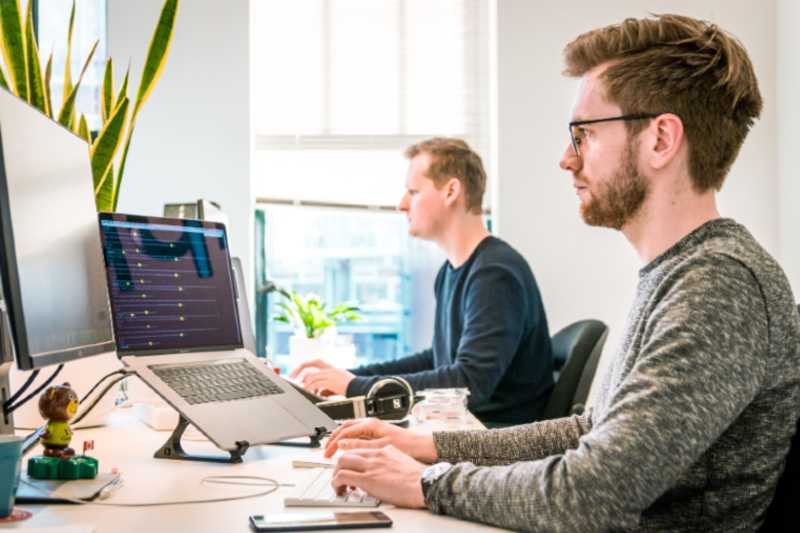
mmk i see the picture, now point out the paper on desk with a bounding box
[11,525,95,533]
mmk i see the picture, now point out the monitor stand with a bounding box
[0,298,15,436]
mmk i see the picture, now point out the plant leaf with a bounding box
[42,51,52,118]
[0,62,8,90]
[77,113,90,143]
[91,96,129,195]
[57,39,98,128]
[61,0,75,108]
[94,163,114,213]
[132,0,178,119]
[0,0,28,100]
[101,58,113,123]
[22,0,45,112]
[113,0,179,212]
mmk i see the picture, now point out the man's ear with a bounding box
[443,177,462,207]
[647,113,684,170]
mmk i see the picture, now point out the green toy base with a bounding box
[26,455,99,480]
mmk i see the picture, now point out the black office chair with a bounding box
[541,319,608,420]
[758,305,800,532]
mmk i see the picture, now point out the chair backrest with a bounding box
[542,319,608,420]
[758,304,800,532]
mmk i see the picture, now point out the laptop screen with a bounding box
[98,213,243,354]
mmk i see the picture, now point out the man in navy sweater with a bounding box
[291,137,554,425]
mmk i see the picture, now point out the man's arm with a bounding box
[425,257,771,531]
[349,264,533,402]
[349,349,434,377]
[433,413,591,466]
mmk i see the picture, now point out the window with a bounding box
[36,0,107,131]
[252,0,490,366]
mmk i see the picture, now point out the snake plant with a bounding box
[0,0,178,212]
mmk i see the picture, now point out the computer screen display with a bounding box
[98,213,243,354]
[0,88,114,370]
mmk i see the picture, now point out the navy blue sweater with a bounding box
[346,236,554,425]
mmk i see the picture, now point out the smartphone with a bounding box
[249,511,392,532]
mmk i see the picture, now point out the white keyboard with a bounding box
[284,467,380,508]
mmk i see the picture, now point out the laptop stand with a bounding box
[154,414,328,463]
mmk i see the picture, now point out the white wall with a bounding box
[106,0,254,290]
[778,0,800,295]
[493,1,779,394]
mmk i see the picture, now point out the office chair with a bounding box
[758,305,800,532]
[541,319,608,420]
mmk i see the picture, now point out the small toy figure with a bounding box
[38,382,79,459]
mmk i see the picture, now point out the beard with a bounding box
[579,142,648,230]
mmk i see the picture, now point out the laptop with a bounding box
[97,212,335,451]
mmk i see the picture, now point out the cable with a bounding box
[72,373,131,425]
[19,475,292,507]
[79,369,132,404]
[5,364,64,414]
[3,369,40,411]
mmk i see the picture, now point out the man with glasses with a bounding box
[314,14,800,532]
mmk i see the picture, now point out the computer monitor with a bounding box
[0,88,115,432]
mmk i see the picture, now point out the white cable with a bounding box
[20,475,294,507]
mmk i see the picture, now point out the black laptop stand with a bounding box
[154,414,327,464]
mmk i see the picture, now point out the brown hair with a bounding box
[404,137,486,214]
[563,14,762,192]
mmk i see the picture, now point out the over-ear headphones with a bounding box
[315,376,415,422]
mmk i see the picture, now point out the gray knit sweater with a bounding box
[425,219,800,532]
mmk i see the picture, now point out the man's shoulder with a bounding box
[471,236,533,273]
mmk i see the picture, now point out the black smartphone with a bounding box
[249,511,393,532]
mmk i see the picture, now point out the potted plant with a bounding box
[0,0,178,212]
[273,290,361,364]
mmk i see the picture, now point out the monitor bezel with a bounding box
[98,212,245,357]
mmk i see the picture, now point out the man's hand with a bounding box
[333,446,427,509]
[325,418,439,463]
[289,358,356,396]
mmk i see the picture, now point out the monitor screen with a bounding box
[0,88,114,370]
[98,213,243,354]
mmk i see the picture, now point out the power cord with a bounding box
[19,475,292,507]
[2,369,39,411]
[5,364,64,414]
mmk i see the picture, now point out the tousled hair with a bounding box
[404,137,486,214]
[563,14,762,191]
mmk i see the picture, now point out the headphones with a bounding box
[315,376,416,422]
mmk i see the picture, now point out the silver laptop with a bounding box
[97,212,335,451]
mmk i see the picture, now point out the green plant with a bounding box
[273,290,361,340]
[0,0,178,212]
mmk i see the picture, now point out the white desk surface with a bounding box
[9,410,504,533]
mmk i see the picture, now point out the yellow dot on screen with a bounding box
[174,273,179,278]
[140,279,144,284]
[137,263,142,267]
[180,316,185,321]
[179,333,184,337]
[178,303,183,308]
[141,294,147,299]
[178,287,183,292]
[144,310,150,315]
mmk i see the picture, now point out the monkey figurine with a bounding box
[38,382,79,459]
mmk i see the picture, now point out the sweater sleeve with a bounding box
[348,264,532,404]
[346,349,434,396]
[433,413,592,466]
[424,256,770,532]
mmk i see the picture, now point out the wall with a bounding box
[493,1,778,397]
[778,0,800,294]
[106,0,254,291]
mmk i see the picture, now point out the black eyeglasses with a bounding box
[568,113,662,157]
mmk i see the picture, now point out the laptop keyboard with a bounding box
[150,359,284,405]
[284,467,380,508]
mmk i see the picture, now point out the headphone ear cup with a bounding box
[365,377,415,420]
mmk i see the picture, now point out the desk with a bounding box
[10,410,502,532]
